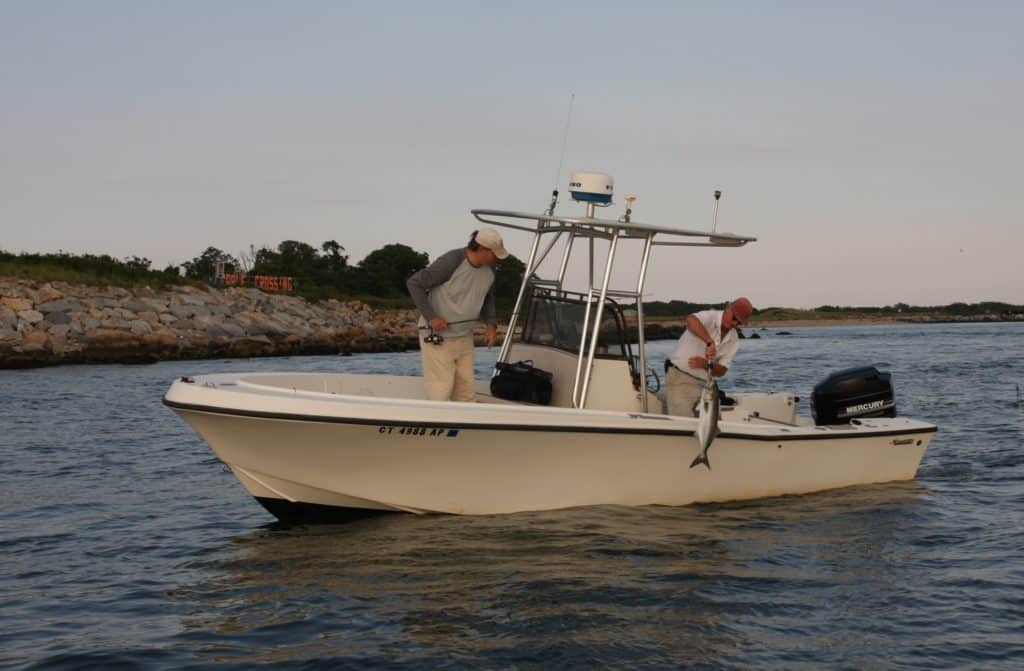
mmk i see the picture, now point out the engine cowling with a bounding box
[811,366,896,425]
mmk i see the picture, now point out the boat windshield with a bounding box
[520,288,631,360]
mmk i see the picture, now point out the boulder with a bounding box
[187,305,212,319]
[225,335,275,357]
[193,314,245,339]
[171,291,211,307]
[82,329,147,363]
[141,331,179,350]
[140,297,169,312]
[19,330,50,352]
[168,304,195,319]
[129,320,153,336]
[52,340,85,355]
[42,311,71,326]
[124,299,156,314]
[34,284,63,303]
[18,309,44,325]
[219,320,247,338]
[36,298,85,313]
[100,318,132,330]
[251,314,291,337]
[90,297,121,309]
[1,297,33,311]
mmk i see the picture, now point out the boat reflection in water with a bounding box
[172,483,926,665]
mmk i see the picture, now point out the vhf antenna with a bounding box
[712,189,722,233]
[549,93,575,215]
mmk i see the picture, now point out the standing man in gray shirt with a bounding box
[406,228,509,402]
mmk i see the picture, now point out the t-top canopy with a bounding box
[471,209,757,247]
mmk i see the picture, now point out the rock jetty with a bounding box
[0,278,469,369]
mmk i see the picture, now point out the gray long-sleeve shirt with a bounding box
[406,248,496,338]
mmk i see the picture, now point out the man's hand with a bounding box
[704,342,717,360]
[690,357,726,378]
[485,324,497,348]
[429,317,448,332]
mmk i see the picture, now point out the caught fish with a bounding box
[690,376,720,470]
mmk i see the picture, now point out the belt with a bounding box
[666,359,705,382]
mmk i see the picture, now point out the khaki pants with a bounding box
[419,333,477,402]
[666,366,704,417]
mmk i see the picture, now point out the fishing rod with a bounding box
[418,318,484,345]
[712,189,722,233]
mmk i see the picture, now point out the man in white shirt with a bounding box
[666,297,753,416]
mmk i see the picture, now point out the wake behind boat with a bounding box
[164,172,936,521]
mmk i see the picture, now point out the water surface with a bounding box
[2,323,1022,669]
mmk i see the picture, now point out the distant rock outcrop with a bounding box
[0,278,502,368]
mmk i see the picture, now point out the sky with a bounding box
[1,1,1021,309]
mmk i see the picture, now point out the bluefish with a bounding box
[690,376,720,470]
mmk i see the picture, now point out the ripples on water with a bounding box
[1,323,1022,669]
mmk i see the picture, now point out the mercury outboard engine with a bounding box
[811,366,896,425]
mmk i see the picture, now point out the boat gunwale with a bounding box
[163,397,937,442]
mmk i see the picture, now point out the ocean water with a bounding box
[1,322,1022,670]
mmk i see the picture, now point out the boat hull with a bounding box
[166,374,935,518]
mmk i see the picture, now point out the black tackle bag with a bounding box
[490,360,553,405]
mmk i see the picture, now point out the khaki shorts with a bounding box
[419,333,477,402]
[666,366,704,417]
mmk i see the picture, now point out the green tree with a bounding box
[493,254,526,313]
[124,256,152,272]
[317,240,350,289]
[320,240,347,270]
[357,243,429,297]
[182,247,238,281]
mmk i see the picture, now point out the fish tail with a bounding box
[689,453,711,470]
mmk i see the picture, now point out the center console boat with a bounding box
[164,172,936,521]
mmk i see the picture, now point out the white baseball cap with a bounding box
[474,228,509,259]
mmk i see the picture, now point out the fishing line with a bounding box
[552,93,575,192]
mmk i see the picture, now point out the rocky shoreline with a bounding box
[2,278,1019,369]
[0,278,440,369]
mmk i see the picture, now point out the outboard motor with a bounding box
[811,366,896,425]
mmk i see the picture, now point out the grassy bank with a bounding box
[0,252,192,290]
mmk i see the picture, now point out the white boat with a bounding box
[165,172,936,522]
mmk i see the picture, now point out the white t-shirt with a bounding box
[669,309,741,381]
